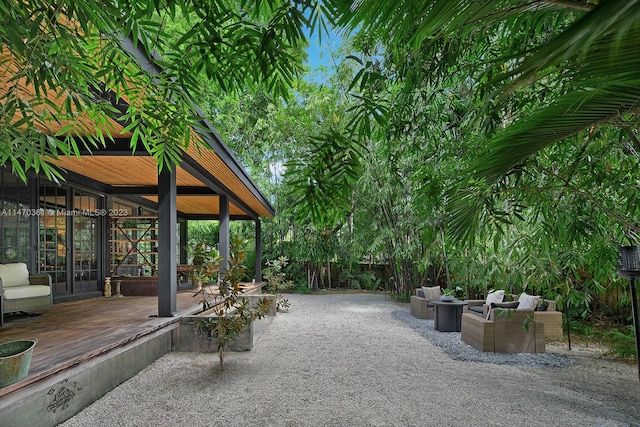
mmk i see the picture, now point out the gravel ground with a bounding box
[60,293,640,427]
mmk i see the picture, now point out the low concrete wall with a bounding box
[0,327,174,427]
[0,294,277,427]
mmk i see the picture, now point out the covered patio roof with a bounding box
[53,134,274,220]
[1,38,274,221]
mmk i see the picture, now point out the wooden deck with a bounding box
[0,288,205,398]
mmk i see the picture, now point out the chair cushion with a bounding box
[485,290,505,306]
[468,305,484,314]
[0,263,30,288]
[517,292,541,310]
[422,286,441,302]
[3,284,51,299]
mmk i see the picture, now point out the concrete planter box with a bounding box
[172,294,276,352]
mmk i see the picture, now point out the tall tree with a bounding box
[322,0,640,239]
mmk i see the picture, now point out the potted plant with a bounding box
[186,242,220,289]
[441,286,462,301]
[0,339,37,387]
[535,298,549,312]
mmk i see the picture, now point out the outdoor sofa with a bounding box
[461,308,545,353]
[465,290,564,341]
[0,262,52,326]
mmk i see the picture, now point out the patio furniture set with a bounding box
[410,287,563,354]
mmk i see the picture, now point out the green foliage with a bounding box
[566,320,594,338]
[391,292,410,303]
[341,269,380,292]
[193,238,270,370]
[242,246,257,282]
[0,0,331,180]
[187,221,220,251]
[603,327,637,359]
[263,256,294,311]
[186,241,221,286]
[284,128,364,228]
[566,320,636,359]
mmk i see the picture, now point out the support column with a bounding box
[255,219,262,282]
[179,219,188,265]
[100,195,111,288]
[219,194,230,275]
[158,166,177,317]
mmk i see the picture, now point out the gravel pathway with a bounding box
[60,293,640,427]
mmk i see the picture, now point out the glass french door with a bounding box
[40,187,69,295]
[72,192,99,293]
[39,186,101,298]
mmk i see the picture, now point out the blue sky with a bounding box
[304,28,342,82]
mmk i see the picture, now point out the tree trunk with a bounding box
[440,229,451,288]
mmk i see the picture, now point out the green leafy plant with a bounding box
[187,242,211,266]
[263,256,294,311]
[442,286,463,298]
[187,242,221,288]
[603,327,637,359]
[357,271,381,291]
[194,238,271,370]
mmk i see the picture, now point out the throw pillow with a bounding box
[422,286,441,302]
[517,292,541,310]
[491,301,519,309]
[485,290,505,306]
[416,288,425,298]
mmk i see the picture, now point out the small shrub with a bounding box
[357,271,380,291]
[263,256,294,311]
[602,327,637,359]
[194,238,270,370]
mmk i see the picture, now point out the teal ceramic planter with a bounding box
[0,339,37,387]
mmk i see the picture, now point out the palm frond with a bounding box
[498,0,640,93]
[476,82,640,182]
[476,20,640,182]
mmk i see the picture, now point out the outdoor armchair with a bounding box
[465,292,563,342]
[0,263,52,326]
[410,286,441,320]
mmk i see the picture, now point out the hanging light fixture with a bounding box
[616,246,640,382]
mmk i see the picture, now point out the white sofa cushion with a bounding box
[517,292,541,310]
[3,285,51,299]
[485,290,505,305]
[0,263,30,288]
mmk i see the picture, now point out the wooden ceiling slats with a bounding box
[0,51,129,138]
[2,41,273,219]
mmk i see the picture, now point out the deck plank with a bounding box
[0,289,202,397]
